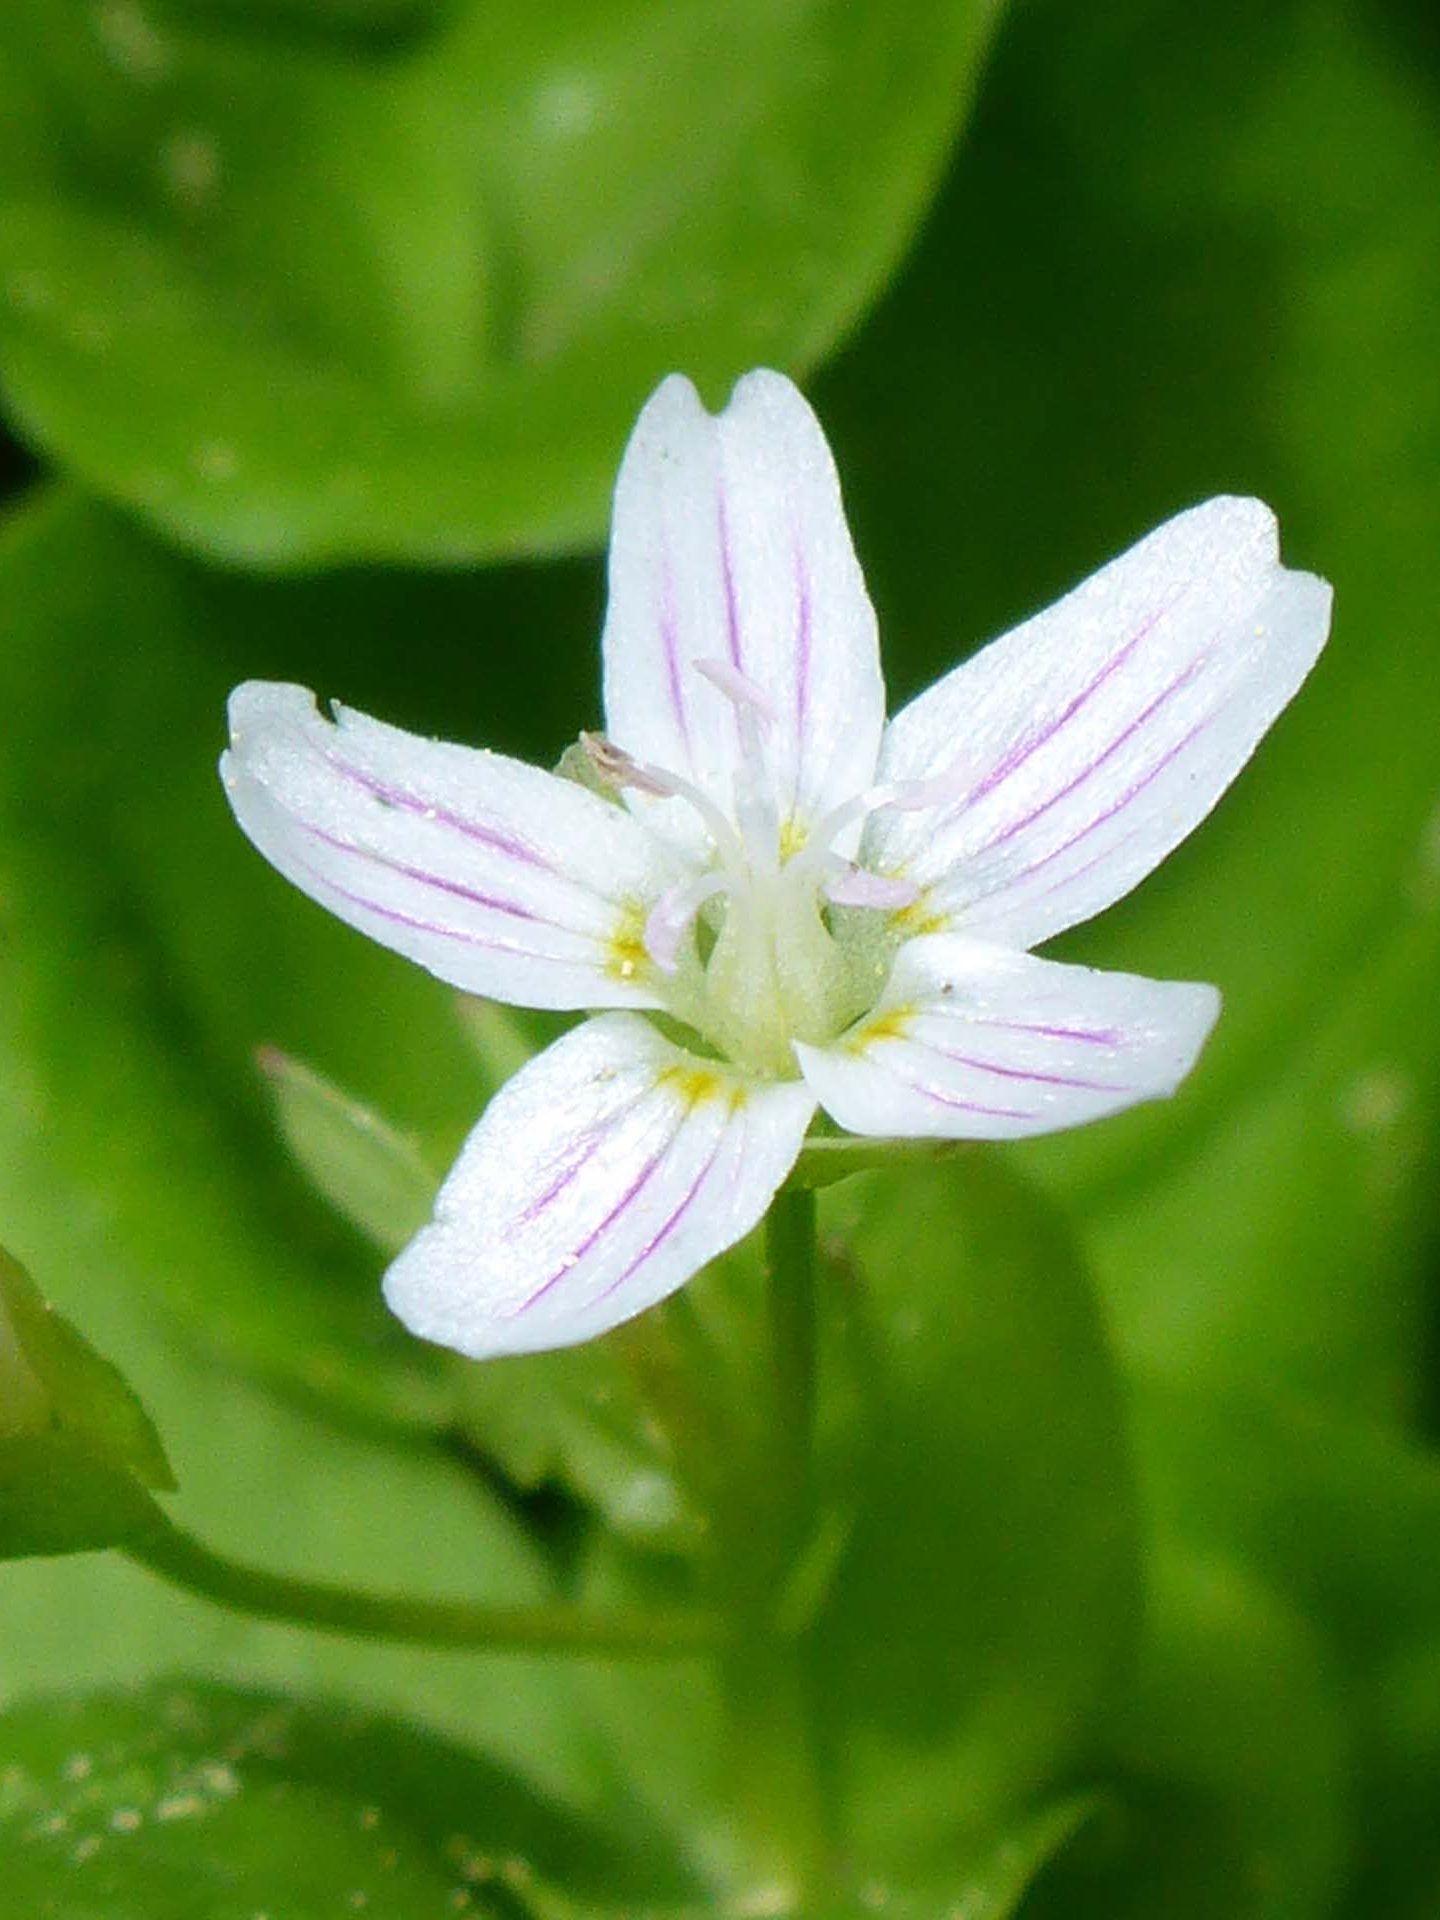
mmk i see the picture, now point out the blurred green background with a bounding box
[1,0,1439,1915]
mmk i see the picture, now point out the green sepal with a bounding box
[257,1047,439,1257]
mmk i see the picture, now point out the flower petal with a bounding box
[866,499,1331,948]
[222,682,687,1010]
[383,1014,816,1358]
[795,935,1219,1140]
[602,371,885,852]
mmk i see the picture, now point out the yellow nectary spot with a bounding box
[779,816,809,862]
[890,890,947,938]
[853,1005,914,1050]
[605,902,650,982]
[658,1064,737,1109]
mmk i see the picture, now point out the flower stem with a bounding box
[766,1182,817,1549]
[125,1509,722,1658]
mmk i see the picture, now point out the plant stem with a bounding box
[125,1509,722,1658]
[766,1182,817,1551]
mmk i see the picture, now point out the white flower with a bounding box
[222,372,1330,1359]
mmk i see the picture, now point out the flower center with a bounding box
[586,661,932,1077]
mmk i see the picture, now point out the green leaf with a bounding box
[1029,1552,1350,1920]
[0,1245,174,1561]
[256,1038,705,1550]
[0,487,527,1439]
[809,1156,1138,1878]
[0,0,1001,567]
[455,1337,699,1552]
[806,1795,1103,1920]
[0,1683,687,1918]
[1131,1379,1440,1662]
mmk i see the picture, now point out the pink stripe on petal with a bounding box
[658,553,693,759]
[297,821,547,925]
[716,486,744,671]
[592,1126,728,1306]
[978,641,1211,856]
[898,1078,1037,1120]
[283,842,542,956]
[793,535,813,757]
[512,1087,655,1230]
[976,1018,1126,1048]
[322,750,553,872]
[946,595,1180,821]
[1013,703,1218,900]
[506,1116,682,1318]
[921,1044,1128,1093]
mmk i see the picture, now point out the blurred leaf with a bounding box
[810,1156,1138,1878]
[1030,1551,1350,1920]
[815,0,1440,1423]
[1132,1378,1440,1662]
[0,1682,686,1918]
[454,996,559,1100]
[258,1048,438,1258]
[155,0,447,39]
[0,1244,174,1561]
[0,0,1001,567]
[808,1794,1102,1920]
[456,1341,698,1552]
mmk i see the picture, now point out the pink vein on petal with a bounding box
[941,593,1182,822]
[657,545,693,759]
[506,1111,684,1318]
[297,821,548,925]
[793,533,813,764]
[512,1086,655,1230]
[978,640,1211,856]
[889,1073,1038,1121]
[1003,699,1219,908]
[282,842,548,960]
[593,1123,729,1306]
[716,485,744,671]
[321,749,555,873]
[975,1018,1126,1048]
[919,1043,1128,1093]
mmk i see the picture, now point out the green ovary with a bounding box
[679,867,892,1078]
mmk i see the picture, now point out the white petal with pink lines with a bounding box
[865,498,1330,950]
[795,937,1220,1142]
[383,1016,815,1359]
[602,370,885,863]
[223,683,685,1012]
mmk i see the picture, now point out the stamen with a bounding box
[872,747,977,815]
[643,872,731,974]
[580,731,672,797]
[580,731,747,871]
[824,866,921,909]
[793,759,977,884]
[693,657,777,727]
[691,657,778,868]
